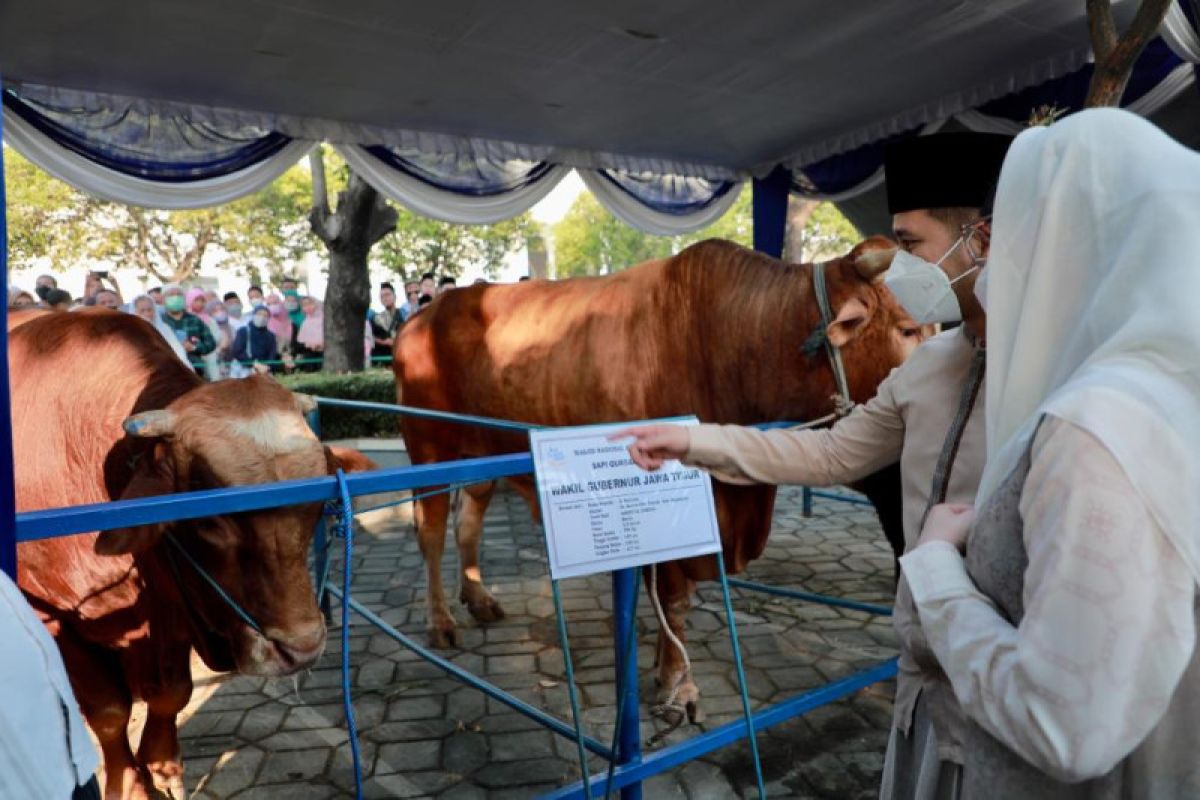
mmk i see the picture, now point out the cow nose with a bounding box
[265,620,326,667]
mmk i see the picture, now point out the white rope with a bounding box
[648,562,691,715]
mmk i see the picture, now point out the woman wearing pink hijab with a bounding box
[264,292,295,353]
[294,295,324,371]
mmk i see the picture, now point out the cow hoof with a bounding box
[462,593,506,624]
[147,768,183,799]
[428,625,458,649]
[686,699,705,724]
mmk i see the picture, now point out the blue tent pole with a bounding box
[0,78,17,579]
[612,568,642,800]
[752,166,791,259]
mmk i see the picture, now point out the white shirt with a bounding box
[0,571,99,798]
[902,418,1197,784]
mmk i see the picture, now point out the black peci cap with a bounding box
[884,132,1012,214]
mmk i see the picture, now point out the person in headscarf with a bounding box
[903,109,1200,797]
[294,295,324,372]
[183,289,221,380]
[230,304,280,371]
[283,289,306,330]
[264,292,295,353]
[7,286,36,310]
[206,299,236,369]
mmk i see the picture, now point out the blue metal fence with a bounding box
[7,395,896,798]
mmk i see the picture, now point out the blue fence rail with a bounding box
[10,397,896,799]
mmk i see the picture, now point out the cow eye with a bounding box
[901,325,921,338]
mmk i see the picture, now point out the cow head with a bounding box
[817,236,931,401]
[97,375,364,677]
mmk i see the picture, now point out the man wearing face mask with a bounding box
[617,131,1009,800]
[159,284,216,374]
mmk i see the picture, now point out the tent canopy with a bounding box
[0,0,1152,175]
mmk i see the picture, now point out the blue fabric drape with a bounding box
[792,126,921,198]
[975,38,1183,123]
[362,147,555,197]
[594,169,736,217]
[2,89,292,182]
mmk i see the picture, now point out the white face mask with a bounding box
[884,236,980,324]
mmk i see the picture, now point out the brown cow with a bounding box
[9,309,361,800]
[393,236,924,720]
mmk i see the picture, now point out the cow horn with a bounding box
[853,247,898,282]
[293,393,318,415]
[123,409,177,438]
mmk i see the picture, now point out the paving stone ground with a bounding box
[175,484,898,799]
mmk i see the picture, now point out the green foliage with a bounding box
[792,200,861,262]
[374,210,534,281]
[551,193,674,277]
[3,146,313,283]
[549,185,857,277]
[275,369,400,440]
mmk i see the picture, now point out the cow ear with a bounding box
[95,446,175,556]
[826,297,872,348]
[324,445,378,474]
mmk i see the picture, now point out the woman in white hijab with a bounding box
[900,107,1200,798]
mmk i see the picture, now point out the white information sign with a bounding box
[530,417,722,580]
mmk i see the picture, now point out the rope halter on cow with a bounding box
[797,260,857,429]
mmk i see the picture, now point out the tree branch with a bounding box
[308,146,337,244]
[1086,0,1118,62]
[366,198,399,247]
[1086,0,1174,107]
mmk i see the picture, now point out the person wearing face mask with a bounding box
[905,111,1200,797]
[159,284,216,376]
[615,131,1010,800]
[231,305,280,371]
[130,294,190,364]
[223,291,247,331]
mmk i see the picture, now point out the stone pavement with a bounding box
[177,485,898,799]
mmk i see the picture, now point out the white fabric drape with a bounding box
[1162,1,1200,62]
[979,108,1200,584]
[338,145,570,225]
[578,170,742,236]
[2,105,315,209]
[10,83,746,182]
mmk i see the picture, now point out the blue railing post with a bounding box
[0,80,18,579]
[612,568,642,800]
[802,486,813,517]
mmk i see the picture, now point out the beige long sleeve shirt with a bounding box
[902,418,1199,792]
[685,327,987,762]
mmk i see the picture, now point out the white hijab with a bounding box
[979,108,1200,584]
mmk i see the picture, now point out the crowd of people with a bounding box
[6,270,474,379]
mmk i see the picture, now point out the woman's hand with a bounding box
[608,424,690,471]
[918,503,975,552]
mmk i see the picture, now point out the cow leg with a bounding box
[416,489,458,648]
[648,562,703,726]
[456,480,505,623]
[54,628,156,799]
[133,642,192,800]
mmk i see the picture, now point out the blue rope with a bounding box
[716,556,766,798]
[335,469,365,800]
[551,579,593,800]
[164,533,261,634]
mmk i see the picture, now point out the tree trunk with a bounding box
[782,196,819,263]
[309,148,397,372]
[527,229,550,278]
[1085,0,1174,107]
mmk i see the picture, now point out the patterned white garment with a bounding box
[902,417,1197,785]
